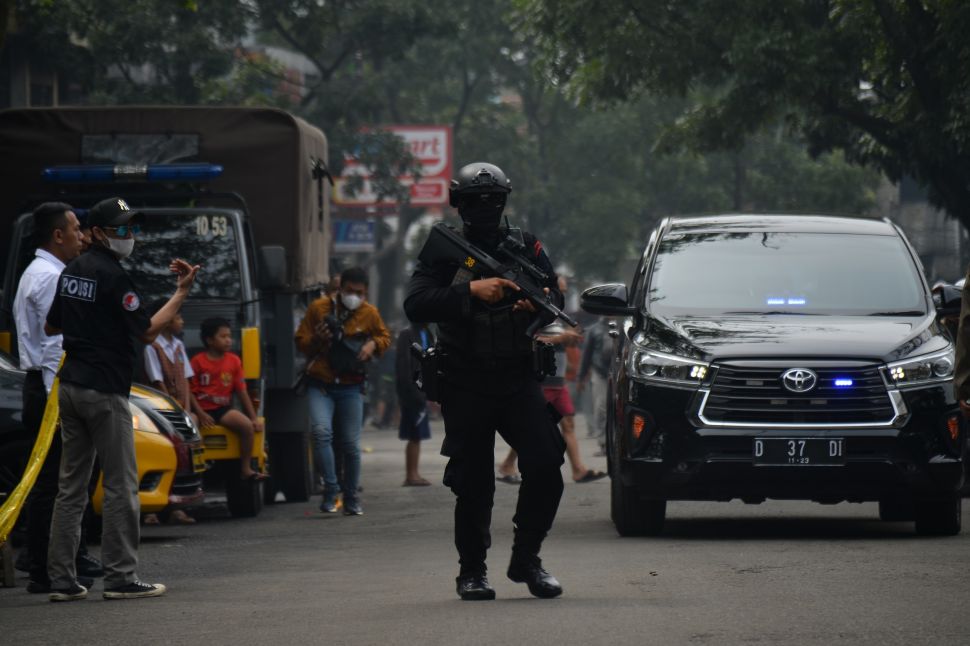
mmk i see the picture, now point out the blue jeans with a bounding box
[308,380,363,503]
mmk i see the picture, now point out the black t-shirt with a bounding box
[47,245,152,395]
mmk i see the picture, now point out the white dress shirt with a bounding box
[144,334,194,383]
[13,249,66,392]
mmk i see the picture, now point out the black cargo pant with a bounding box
[22,370,89,584]
[439,376,565,575]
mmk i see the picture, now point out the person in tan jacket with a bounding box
[295,267,391,515]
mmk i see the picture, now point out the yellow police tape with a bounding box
[0,374,60,546]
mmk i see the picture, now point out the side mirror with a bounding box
[932,282,962,317]
[581,283,636,316]
[258,245,287,290]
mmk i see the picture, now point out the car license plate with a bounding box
[753,438,845,466]
[191,447,207,473]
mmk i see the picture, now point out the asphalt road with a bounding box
[2,416,969,645]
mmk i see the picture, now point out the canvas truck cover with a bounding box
[0,106,329,290]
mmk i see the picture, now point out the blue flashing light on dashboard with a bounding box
[787,298,806,305]
[42,163,224,183]
[766,298,786,306]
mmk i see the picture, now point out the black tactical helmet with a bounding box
[450,163,512,235]
[449,162,512,207]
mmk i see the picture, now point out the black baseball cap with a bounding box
[74,207,90,229]
[87,197,140,228]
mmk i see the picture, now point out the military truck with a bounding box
[0,107,332,513]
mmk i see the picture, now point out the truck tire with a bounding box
[269,432,312,503]
[878,498,915,522]
[226,470,263,518]
[610,471,665,536]
[914,496,961,536]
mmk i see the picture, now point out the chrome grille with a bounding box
[701,364,894,425]
[156,409,199,441]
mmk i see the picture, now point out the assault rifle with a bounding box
[418,222,578,336]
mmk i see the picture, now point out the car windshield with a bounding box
[123,212,241,303]
[647,231,927,316]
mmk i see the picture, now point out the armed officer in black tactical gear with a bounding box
[404,162,567,601]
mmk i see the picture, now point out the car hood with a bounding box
[649,313,947,363]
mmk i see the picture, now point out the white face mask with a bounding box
[105,236,135,259]
[340,293,363,311]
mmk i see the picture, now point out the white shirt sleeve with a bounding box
[34,271,63,393]
[144,345,164,383]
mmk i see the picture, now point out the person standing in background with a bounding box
[396,322,435,486]
[45,196,199,601]
[13,201,101,594]
[295,266,391,516]
[577,317,614,457]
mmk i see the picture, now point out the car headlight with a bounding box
[129,402,161,434]
[629,347,711,388]
[885,348,954,389]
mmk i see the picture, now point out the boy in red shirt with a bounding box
[190,317,266,480]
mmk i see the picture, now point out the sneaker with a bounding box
[320,499,338,513]
[343,501,363,516]
[103,580,167,600]
[49,583,88,602]
[29,576,94,593]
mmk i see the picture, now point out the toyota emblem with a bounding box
[781,368,817,393]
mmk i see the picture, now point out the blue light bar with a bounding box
[42,165,115,182]
[787,297,806,305]
[834,378,854,387]
[42,163,223,183]
[766,298,786,305]
[148,163,223,181]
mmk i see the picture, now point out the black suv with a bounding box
[582,214,966,536]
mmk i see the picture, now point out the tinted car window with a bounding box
[647,232,926,316]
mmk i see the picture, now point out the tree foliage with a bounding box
[5,0,885,286]
[520,0,970,228]
[16,0,254,104]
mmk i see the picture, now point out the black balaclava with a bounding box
[458,192,508,245]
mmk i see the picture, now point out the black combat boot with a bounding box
[507,556,562,599]
[456,571,496,601]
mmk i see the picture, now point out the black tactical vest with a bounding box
[437,237,537,365]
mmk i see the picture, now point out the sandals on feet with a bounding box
[574,469,607,483]
[495,473,522,485]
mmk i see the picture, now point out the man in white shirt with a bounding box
[12,201,90,593]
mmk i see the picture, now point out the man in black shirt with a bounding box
[44,197,199,602]
[404,162,566,601]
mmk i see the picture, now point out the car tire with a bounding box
[268,432,312,503]
[610,470,666,536]
[914,496,961,536]
[226,467,263,518]
[878,498,915,522]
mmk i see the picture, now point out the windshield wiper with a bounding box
[867,310,926,316]
[722,310,820,315]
